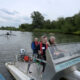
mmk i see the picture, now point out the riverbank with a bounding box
[0,27,19,31]
[0,28,80,35]
[33,29,80,35]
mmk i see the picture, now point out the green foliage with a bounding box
[55,17,65,29]
[74,13,80,31]
[0,26,18,31]
[43,20,51,29]
[18,11,80,34]
[73,31,80,35]
[33,28,61,33]
[19,23,32,31]
[61,21,74,33]
[31,11,44,28]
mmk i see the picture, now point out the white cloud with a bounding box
[0,0,80,27]
[0,9,31,27]
[0,8,19,15]
[0,18,7,22]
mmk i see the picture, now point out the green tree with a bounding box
[43,20,51,29]
[61,21,74,33]
[51,21,57,29]
[57,17,65,29]
[19,23,32,31]
[31,11,44,28]
[74,13,80,31]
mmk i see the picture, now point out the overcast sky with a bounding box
[0,0,80,27]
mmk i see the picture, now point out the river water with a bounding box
[0,30,32,80]
[0,30,80,80]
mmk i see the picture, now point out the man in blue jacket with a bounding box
[31,37,39,57]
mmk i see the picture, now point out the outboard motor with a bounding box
[20,49,26,55]
[18,49,26,61]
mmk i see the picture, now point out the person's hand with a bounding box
[47,42,50,46]
[38,50,41,55]
[54,51,60,55]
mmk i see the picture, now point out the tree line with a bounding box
[0,26,18,31]
[19,11,80,34]
[0,11,80,34]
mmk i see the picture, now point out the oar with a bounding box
[31,57,48,64]
[35,58,47,64]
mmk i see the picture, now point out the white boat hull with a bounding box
[5,62,32,80]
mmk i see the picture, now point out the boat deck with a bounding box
[15,61,43,80]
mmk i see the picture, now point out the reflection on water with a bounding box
[33,32,80,43]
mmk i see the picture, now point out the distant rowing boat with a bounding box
[0,32,16,36]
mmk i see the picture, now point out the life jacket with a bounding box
[40,42,48,55]
[35,41,38,46]
[31,41,38,50]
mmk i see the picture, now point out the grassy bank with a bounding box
[33,29,61,33]
[0,27,19,31]
[0,27,80,35]
[33,28,80,35]
[73,31,80,35]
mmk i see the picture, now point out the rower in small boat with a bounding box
[6,32,10,35]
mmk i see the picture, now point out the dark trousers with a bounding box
[37,54,46,72]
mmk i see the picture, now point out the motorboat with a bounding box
[5,43,80,80]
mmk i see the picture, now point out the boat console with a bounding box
[45,43,80,80]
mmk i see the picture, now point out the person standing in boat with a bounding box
[49,36,64,56]
[48,36,57,55]
[49,36,56,46]
[37,36,48,73]
[40,35,49,46]
[31,37,39,57]
[28,38,38,73]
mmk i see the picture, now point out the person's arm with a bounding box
[38,50,41,55]
[47,41,50,47]
[31,42,33,49]
[31,42,35,50]
[54,44,64,52]
[54,44,58,51]
[37,44,41,55]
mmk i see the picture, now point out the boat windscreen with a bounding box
[48,43,80,60]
